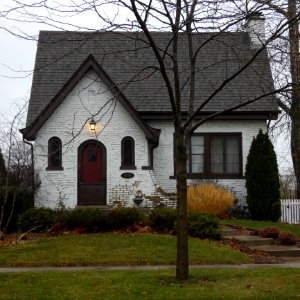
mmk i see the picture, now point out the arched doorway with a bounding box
[78,140,106,205]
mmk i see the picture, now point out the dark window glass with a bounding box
[187,133,241,178]
[190,135,204,173]
[210,136,239,174]
[121,137,135,169]
[47,137,62,169]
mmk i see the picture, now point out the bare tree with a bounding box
[0,101,33,239]
[0,0,293,279]
[242,0,300,194]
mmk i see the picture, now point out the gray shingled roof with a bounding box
[26,31,278,127]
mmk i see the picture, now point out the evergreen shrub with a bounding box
[245,129,281,221]
[187,212,221,240]
[0,187,33,232]
[65,208,104,232]
[148,207,176,232]
[108,207,145,229]
[19,207,56,232]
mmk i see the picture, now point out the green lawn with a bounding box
[0,233,250,267]
[223,219,300,239]
[1,229,300,299]
[1,268,300,299]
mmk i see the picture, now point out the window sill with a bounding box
[46,166,64,171]
[142,166,153,170]
[120,166,137,170]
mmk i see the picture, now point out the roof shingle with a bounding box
[26,31,278,127]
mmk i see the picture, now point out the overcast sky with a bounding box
[0,29,35,114]
[0,2,292,174]
[0,0,101,117]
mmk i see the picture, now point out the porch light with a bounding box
[89,118,96,131]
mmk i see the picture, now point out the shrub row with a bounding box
[148,208,221,239]
[19,207,221,240]
[19,207,144,233]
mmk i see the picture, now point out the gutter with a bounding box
[22,137,35,205]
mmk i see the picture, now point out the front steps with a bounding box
[222,225,300,259]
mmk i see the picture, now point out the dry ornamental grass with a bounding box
[188,183,235,216]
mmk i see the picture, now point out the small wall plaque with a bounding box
[121,172,134,179]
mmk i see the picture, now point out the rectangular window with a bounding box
[191,135,204,173]
[188,133,242,178]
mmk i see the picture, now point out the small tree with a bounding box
[245,129,281,221]
[0,101,33,237]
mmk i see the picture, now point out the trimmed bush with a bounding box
[0,187,33,232]
[108,207,145,229]
[148,208,176,232]
[187,183,235,217]
[259,226,280,239]
[245,129,281,221]
[65,208,104,232]
[187,212,221,240]
[19,208,56,232]
[278,231,297,245]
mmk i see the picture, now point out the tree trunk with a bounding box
[174,128,189,280]
[288,0,300,197]
[291,114,300,197]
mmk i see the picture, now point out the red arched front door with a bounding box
[78,140,106,205]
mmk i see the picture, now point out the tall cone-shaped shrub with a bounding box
[245,129,281,221]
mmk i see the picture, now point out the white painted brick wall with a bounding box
[33,70,158,208]
[33,69,267,208]
[149,119,267,205]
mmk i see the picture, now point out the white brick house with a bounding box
[21,26,279,209]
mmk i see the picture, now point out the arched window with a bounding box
[121,136,136,169]
[47,137,63,170]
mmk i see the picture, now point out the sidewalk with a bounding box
[2,262,300,273]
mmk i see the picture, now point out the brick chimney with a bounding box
[245,12,266,48]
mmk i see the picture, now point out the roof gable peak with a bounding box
[22,54,159,143]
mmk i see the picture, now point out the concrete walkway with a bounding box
[2,263,300,273]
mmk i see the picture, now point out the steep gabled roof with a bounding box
[21,54,160,142]
[25,31,278,132]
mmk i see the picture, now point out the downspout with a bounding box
[148,129,161,168]
[23,138,35,206]
[267,112,272,134]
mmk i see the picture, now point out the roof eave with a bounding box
[22,54,160,144]
[140,110,280,121]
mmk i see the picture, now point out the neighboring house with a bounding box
[21,15,279,209]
